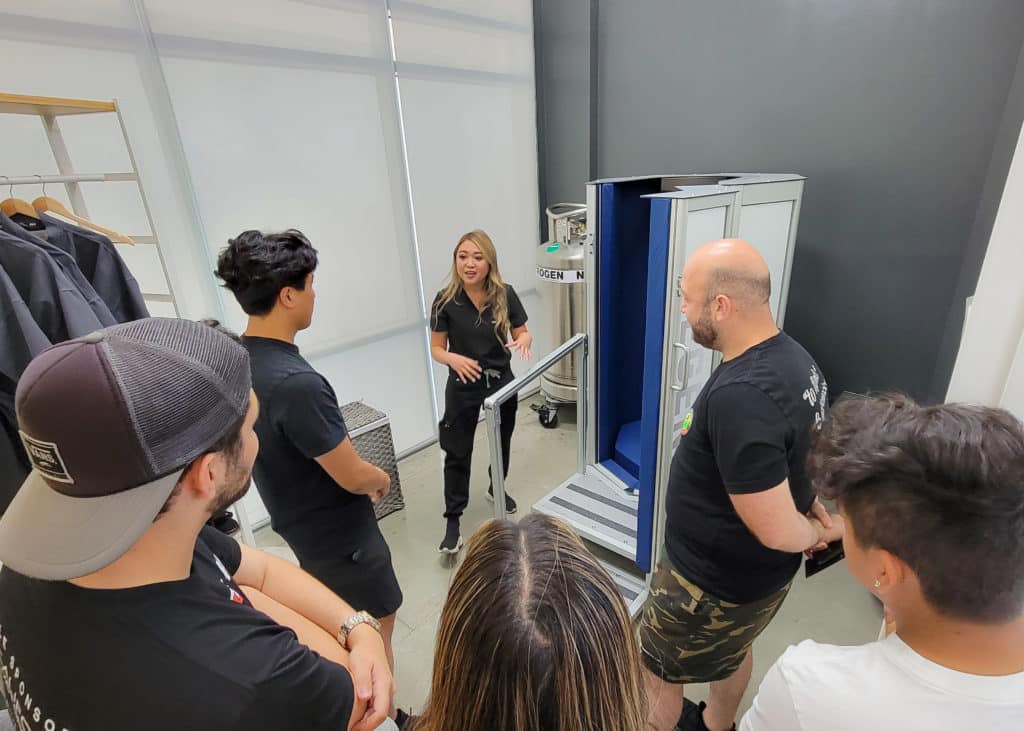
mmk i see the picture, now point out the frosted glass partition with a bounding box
[0,0,134,28]
[392,0,539,313]
[0,0,543,485]
[392,0,532,26]
[390,0,542,422]
[144,0,387,56]
[159,57,420,342]
[390,0,533,76]
[401,77,539,303]
[405,75,542,415]
[146,0,419,350]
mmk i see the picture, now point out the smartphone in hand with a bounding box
[805,539,845,578]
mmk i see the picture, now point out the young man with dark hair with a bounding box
[0,318,393,730]
[215,230,404,672]
[742,394,1024,730]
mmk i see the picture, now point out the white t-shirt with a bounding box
[740,635,1024,731]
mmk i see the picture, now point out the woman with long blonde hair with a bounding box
[414,514,649,731]
[430,229,531,553]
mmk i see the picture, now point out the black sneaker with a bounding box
[395,708,417,730]
[438,520,463,554]
[486,486,518,514]
[210,511,240,536]
[676,698,704,731]
[676,699,734,731]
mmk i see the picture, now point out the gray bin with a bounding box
[341,402,405,520]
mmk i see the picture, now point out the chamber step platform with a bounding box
[596,556,649,617]
[533,470,638,560]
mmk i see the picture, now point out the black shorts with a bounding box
[298,529,403,618]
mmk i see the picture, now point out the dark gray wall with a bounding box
[534,0,1024,401]
[533,0,593,227]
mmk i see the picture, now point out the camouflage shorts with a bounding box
[637,559,791,684]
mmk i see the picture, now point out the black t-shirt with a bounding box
[243,336,376,559]
[665,332,828,603]
[431,284,528,372]
[0,526,353,730]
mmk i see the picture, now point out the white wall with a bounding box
[1001,332,1024,418]
[946,118,1024,420]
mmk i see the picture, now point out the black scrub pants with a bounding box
[440,368,517,520]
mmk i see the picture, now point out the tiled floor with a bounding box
[254,395,882,716]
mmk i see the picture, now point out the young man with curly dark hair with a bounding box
[215,230,405,713]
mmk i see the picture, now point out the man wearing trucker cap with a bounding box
[0,318,393,731]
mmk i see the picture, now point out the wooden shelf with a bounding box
[0,93,116,117]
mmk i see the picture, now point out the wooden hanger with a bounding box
[0,178,39,220]
[0,196,39,219]
[33,196,134,245]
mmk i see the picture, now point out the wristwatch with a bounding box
[338,610,382,649]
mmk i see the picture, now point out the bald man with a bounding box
[638,240,844,731]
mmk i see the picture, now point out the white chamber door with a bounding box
[650,192,738,564]
[664,194,739,454]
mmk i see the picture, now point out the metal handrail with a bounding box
[483,333,588,520]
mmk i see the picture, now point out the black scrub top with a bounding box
[431,284,528,372]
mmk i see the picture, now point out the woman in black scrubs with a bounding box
[430,229,532,553]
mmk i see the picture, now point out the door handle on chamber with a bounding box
[671,342,690,392]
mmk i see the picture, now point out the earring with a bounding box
[873,579,881,589]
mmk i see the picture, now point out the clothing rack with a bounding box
[2,172,137,185]
[0,92,177,314]
[0,93,262,546]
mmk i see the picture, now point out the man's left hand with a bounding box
[347,624,395,731]
[805,498,844,556]
[808,497,832,529]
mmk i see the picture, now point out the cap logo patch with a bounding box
[19,432,74,484]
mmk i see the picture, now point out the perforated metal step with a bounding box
[533,469,638,560]
[596,556,649,617]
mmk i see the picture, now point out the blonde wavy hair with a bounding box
[433,229,512,345]
[413,514,648,731]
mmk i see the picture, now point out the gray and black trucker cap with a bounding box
[0,318,251,580]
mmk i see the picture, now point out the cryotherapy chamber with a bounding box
[533,173,805,612]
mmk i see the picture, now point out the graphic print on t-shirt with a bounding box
[1,620,66,731]
[680,410,694,436]
[212,553,248,605]
[802,365,828,429]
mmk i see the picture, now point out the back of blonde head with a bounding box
[414,514,647,731]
